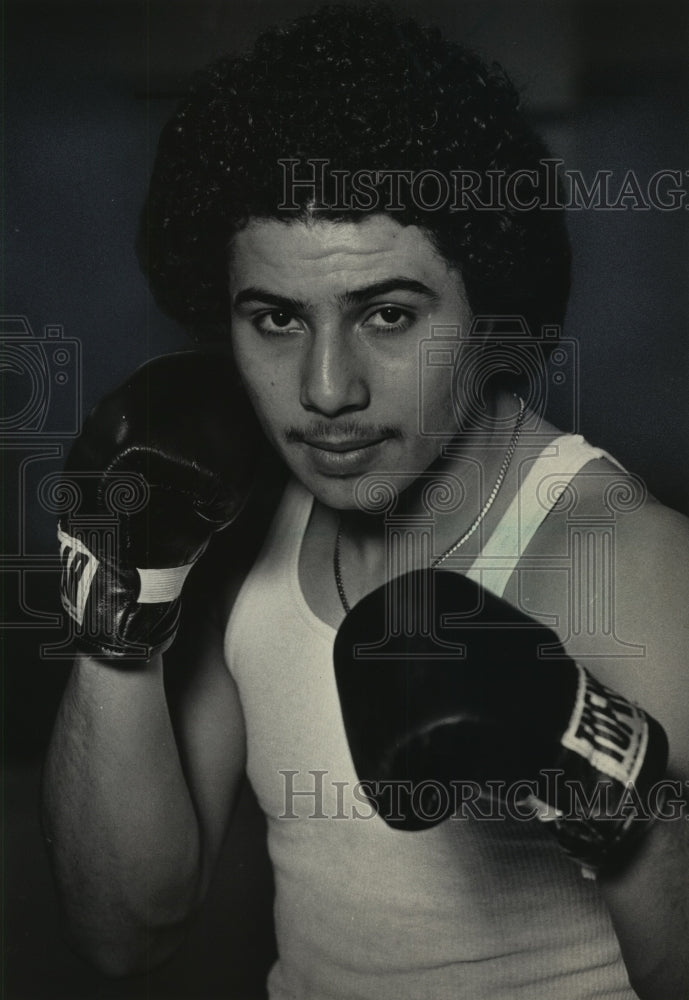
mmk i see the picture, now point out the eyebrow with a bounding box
[232,278,440,311]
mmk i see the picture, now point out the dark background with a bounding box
[2,1,688,997]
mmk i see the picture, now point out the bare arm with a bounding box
[41,602,246,977]
[594,507,689,999]
[521,482,689,999]
[600,803,689,999]
[41,350,276,977]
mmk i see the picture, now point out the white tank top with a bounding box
[225,435,634,999]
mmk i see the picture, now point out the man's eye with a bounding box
[363,306,413,332]
[255,310,301,335]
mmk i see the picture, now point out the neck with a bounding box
[326,389,525,608]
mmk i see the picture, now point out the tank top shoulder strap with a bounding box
[465,434,624,599]
[224,477,314,672]
[260,476,314,570]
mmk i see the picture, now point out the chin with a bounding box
[300,475,363,511]
[308,470,430,515]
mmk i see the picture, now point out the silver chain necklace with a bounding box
[333,397,525,614]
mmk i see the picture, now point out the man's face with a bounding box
[229,215,472,509]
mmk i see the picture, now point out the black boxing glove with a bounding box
[58,350,262,661]
[333,569,668,874]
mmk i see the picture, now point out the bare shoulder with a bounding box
[508,455,689,776]
[526,453,689,612]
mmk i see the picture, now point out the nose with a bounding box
[300,329,370,417]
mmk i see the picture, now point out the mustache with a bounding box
[285,421,402,443]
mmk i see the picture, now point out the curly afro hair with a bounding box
[138,3,570,343]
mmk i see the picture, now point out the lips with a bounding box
[302,436,385,453]
[299,436,388,475]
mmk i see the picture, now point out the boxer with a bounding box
[42,6,689,998]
